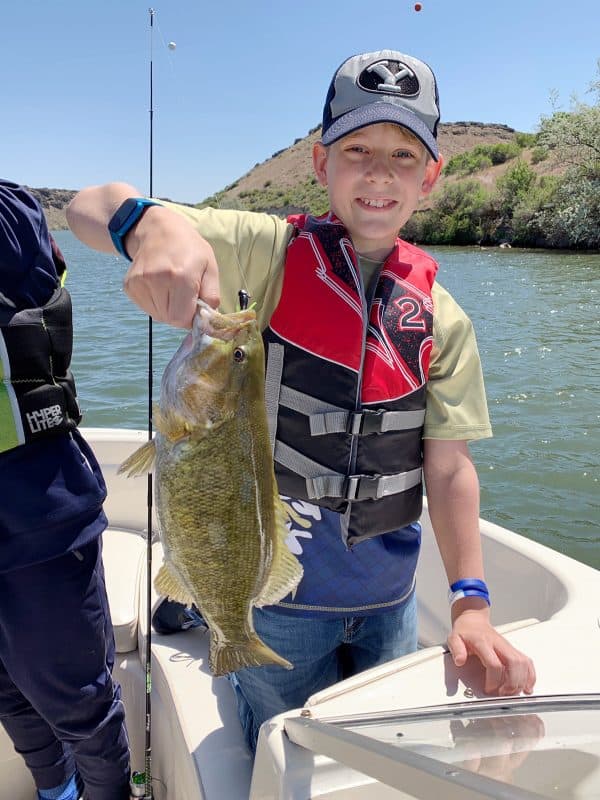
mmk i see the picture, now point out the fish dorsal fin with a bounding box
[155,562,195,607]
[117,439,156,477]
[255,495,303,608]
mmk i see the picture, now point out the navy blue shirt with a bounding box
[271,496,420,618]
[0,179,107,572]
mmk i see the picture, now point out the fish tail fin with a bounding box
[209,633,293,676]
[118,439,156,477]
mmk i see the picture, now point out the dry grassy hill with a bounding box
[221,121,519,199]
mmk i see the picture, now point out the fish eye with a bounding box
[233,347,246,363]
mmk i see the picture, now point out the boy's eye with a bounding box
[394,150,416,159]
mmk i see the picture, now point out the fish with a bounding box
[118,300,303,676]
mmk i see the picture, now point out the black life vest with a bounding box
[0,239,81,454]
[263,213,437,546]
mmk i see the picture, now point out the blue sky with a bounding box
[3,0,598,204]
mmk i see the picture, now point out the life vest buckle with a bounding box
[348,409,385,435]
[345,474,382,501]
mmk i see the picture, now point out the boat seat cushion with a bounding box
[135,541,255,799]
[102,528,147,653]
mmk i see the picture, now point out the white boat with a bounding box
[2,428,599,800]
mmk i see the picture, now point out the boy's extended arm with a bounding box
[66,182,220,328]
[423,438,536,696]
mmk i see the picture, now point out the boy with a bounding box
[67,49,536,753]
[0,180,131,798]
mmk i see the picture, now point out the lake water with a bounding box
[53,231,600,570]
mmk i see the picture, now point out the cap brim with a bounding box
[321,102,439,161]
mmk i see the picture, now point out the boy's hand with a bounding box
[448,606,536,696]
[124,204,220,328]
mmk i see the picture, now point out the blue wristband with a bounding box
[108,198,160,261]
[450,578,489,594]
[448,588,491,607]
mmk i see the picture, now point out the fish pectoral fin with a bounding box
[117,439,156,477]
[154,563,195,606]
[255,497,303,608]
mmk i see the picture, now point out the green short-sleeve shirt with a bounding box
[161,202,492,441]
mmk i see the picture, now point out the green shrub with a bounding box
[406,180,491,245]
[444,142,521,177]
[496,160,537,206]
[531,147,548,164]
[444,152,493,176]
[515,132,538,148]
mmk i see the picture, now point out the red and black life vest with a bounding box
[263,213,437,546]
[0,238,81,454]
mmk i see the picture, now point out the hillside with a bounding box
[32,121,557,229]
[28,187,77,231]
[213,121,519,206]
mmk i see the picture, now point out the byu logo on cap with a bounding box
[365,61,418,95]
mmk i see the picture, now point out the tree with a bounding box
[537,61,600,177]
[533,63,600,247]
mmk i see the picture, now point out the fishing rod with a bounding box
[131,8,157,799]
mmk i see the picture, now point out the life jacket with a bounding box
[263,213,437,546]
[0,238,81,454]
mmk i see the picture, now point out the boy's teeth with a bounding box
[362,198,389,207]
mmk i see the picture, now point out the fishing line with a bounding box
[214,192,251,298]
[154,18,178,90]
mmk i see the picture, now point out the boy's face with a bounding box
[313,123,442,260]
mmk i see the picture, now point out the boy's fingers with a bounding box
[447,632,468,666]
[165,285,201,329]
[198,259,221,311]
[480,650,505,694]
[497,652,536,696]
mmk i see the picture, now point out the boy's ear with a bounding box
[312,142,329,187]
[420,154,444,197]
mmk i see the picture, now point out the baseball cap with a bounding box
[321,50,440,160]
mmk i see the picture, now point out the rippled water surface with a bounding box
[55,232,600,569]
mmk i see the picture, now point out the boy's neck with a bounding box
[355,247,392,265]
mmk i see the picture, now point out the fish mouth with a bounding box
[194,300,256,342]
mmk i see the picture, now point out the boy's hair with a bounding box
[321,50,440,161]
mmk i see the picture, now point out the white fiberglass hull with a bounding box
[2,428,598,800]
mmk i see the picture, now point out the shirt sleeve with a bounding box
[0,179,58,308]
[424,282,493,441]
[160,203,293,329]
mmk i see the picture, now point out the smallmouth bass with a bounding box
[119,301,302,676]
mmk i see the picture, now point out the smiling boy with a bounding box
[67,48,536,754]
[313,124,441,260]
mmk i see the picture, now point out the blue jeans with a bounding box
[231,591,417,753]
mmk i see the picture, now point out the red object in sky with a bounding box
[414,2,422,10]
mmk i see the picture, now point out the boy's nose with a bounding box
[366,156,393,182]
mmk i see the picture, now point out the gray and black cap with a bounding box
[321,49,440,161]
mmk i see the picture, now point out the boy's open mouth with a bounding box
[358,198,396,209]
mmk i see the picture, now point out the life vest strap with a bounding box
[278,384,426,436]
[274,439,422,501]
[265,342,285,455]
